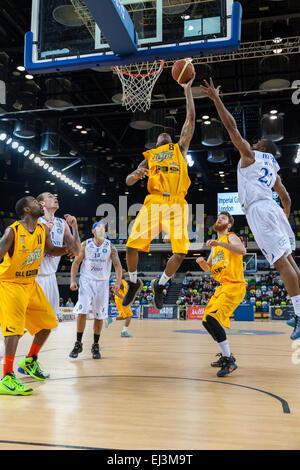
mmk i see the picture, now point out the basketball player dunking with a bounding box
[122,73,196,310]
[0,196,75,395]
[69,221,123,359]
[201,78,300,340]
[196,211,246,376]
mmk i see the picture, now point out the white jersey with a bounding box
[237,150,280,214]
[38,216,65,275]
[80,238,112,281]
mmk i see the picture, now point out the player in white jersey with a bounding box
[69,221,123,359]
[201,78,300,341]
[35,193,81,320]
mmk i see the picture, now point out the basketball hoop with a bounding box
[114,60,165,113]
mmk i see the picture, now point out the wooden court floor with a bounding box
[0,318,300,450]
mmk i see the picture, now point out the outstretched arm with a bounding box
[200,78,255,168]
[178,73,196,158]
[273,175,291,219]
[126,159,149,186]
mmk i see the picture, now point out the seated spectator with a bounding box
[65,297,74,308]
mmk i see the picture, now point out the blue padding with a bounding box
[84,0,138,55]
[25,2,242,74]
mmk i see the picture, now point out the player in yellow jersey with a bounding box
[196,211,246,377]
[0,196,76,395]
[123,73,196,310]
[106,269,134,337]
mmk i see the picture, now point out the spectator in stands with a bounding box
[65,298,74,308]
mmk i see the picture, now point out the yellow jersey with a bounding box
[0,221,46,283]
[143,143,191,197]
[211,232,244,285]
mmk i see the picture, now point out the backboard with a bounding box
[25,0,242,74]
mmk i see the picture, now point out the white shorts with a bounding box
[36,273,60,319]
[73,276,109,320]
[246,200,296,265]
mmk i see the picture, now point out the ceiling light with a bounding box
[43,163,49,170]
[25,190,30,194]
[24,150,30,157]
[74,194,79,197]
[224,187,229,190]
[17,146,25,153]
[17,66,26,72]
[48,166,54,173]
[76,125,83,129]
[81,130,87,134]
[34,156,41,164]
[6,138,12,145]
[270,115,278,120]
[0,133,7,141]
[204,120,211,125]
[295,148,300,164]
[202,115,209,120]
[29,153,35,160]
[273,37,282,44]
[270,110,278,114]
[11,141,19,149]
[25,74,34,80]
[273,48,283,54]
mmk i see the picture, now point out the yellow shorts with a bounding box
[0,280,58,337]
[126,194,190,254]
[115,297,133,319]
[202,282,246,329]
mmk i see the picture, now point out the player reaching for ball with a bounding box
[201,78,300,341]
[122,68,196,310]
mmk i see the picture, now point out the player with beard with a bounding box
[0,196,74,395]
[196,211,246,377]
[123,74,196,310]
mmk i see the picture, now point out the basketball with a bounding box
[172,59,195,84]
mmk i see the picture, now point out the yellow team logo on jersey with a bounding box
[21,248,42,269]
[153,151,173,162]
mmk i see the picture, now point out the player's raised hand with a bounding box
[64,214,78,229]
[200,77,221,102]
[132,167,149,181]
[179,71,196,91]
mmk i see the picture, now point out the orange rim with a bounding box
[114,60,165,77]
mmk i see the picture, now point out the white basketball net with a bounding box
[114,60,165,113]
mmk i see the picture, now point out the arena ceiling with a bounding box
[0,0,299,216]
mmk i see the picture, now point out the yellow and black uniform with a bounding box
[203,232,246,329]
[115,280,133,319]
[0,221,58,337]
[126,143,191,254]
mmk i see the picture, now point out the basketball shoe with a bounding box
[211,353,236,368]
[17,355,47,381]
[69,341,83,358]
[217,356,238,377]
[91,343,101,359]
[290,315,300,340]
[122,279,143,307]
[0,373,33,396]
[151,279,165,310]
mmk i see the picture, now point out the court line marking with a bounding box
[0,439,112,450]
[24,374,291,414]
